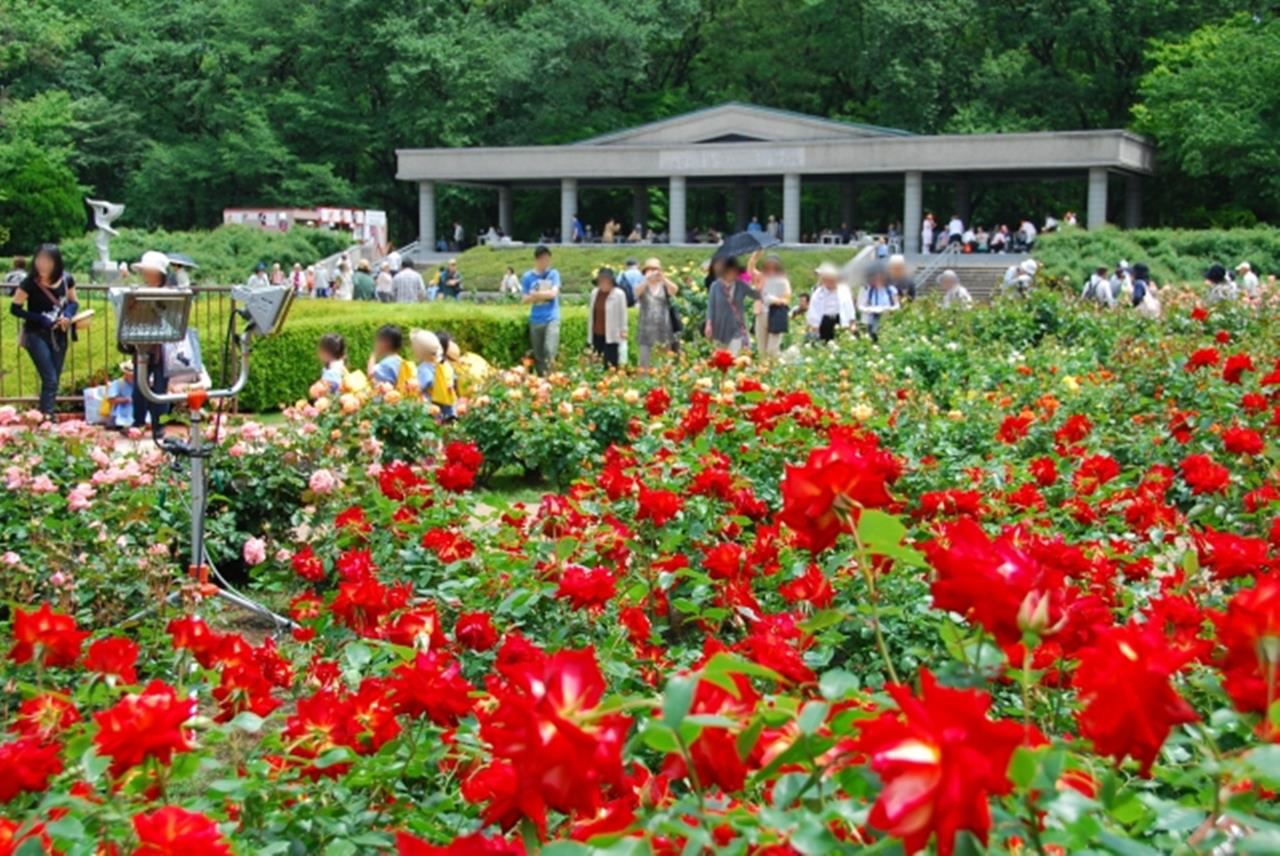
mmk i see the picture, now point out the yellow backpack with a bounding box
[431,361,458,406]
[395,358,420,400]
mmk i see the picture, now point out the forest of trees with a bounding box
[1,0,1277,250]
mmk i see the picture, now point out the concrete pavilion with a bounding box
[396,102,1155,252]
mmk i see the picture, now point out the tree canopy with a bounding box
[0,0,1273,249]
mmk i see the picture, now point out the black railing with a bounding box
[0,285,237,406]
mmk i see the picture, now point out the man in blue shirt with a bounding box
[521,245,561,375]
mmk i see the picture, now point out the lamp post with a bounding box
[116,285,296,629]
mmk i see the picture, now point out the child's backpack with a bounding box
[396,359,420,400]
[431,361,458,407]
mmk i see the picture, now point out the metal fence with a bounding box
[0,284,238,406]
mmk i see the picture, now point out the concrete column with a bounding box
[954,177,971,224]
[1124,174,1142,229]
[418,181,436,251]
[1087,167,1108,230]
[734,181,752,231]
[840,178,856,230]
[668,176,687,243]
[782,173,801,243]
[903,171,923,254]
[560,178,577,244]
[497,185,513,236]
[631,183,648,230]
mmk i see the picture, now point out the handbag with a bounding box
[667,302,683,335]
[767,304,790,334]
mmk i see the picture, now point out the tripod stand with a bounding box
[124,336,296,631]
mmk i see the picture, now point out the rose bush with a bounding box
[0,282,1278,854]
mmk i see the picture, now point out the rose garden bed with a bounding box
[0,284,1278,855]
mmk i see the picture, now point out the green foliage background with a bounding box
[1,0,1276,251]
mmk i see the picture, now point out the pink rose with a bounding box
[29,475,57,495]
[308,468,338,496]
[242,537,267,567]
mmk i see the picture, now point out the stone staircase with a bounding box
[914,260,1022,302]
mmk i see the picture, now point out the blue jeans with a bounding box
[23,329,66,416]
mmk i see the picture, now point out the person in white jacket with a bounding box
[806,262,856,342]
[939,269,973,309]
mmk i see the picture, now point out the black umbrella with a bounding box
[712,230,781,261]
[166,252,199,269]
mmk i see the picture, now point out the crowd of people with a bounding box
[919,211,1068,255]
[245,255,468,303]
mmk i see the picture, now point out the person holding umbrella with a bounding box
[705,256,759,355]
[167,252,199,287]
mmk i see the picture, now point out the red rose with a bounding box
[1222,353,1255,385]
[1184,347,1220,371]
[1214,576,1280,716]
[455,611,499,651]
[645,387,671,417]
[84,637,140,684]
[0,737,62,803]
[93,680,195,777]
[778,430,901,553]
[636,485,684,527]
[8,604,88,668]
[854,669,1033,856]
[1180,454,1231,495]
[1222,425,1264,456]
[1072,622,1197,774]
[133,806,232,856]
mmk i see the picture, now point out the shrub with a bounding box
[58,225,352,284]
[1036,226,1280,285]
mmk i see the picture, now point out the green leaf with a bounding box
[662,675,697,729]
[45,817,85,842]
[797,701,828,736]
[818,668,860,700]
[1008,746,1038,789]
[229,711,265,733]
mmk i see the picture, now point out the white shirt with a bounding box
[386,251,402,272]
[806,284,856,329]
[921,218,934,236]
[947,217,964,236]
[941,285,972,309]
[1241,271,1260,296]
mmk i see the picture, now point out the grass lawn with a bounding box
[449,245,863,292]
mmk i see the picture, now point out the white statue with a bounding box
[85,198,125,266]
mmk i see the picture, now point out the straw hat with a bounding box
[132,251,171,276]
[357,259,372,272]
[1236,261,1251,272]
[814,262,841,278]
[642,257,663,272]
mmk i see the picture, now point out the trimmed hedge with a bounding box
[240,302,590,411]
[1036,226,1280,285]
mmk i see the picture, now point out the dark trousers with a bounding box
[132,352,169,434]
[818,314,841,342]
[23,330,67,416]
[591,335,619,368]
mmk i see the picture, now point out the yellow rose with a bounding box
[339,393,360,414]
[622,389,640,405]
[852,403,874,421]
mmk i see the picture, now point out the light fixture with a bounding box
[231,284,294,337]
[116,283,295,632]
[112,287,194,347]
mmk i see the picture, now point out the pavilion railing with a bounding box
[0,284,238,408]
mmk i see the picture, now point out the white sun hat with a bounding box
[814,262,841,278]
[1235,261,1251,271]
[132,251,171,276]
[1019,259,1039,275]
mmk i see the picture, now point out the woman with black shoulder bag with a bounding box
[9,244,79,419]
